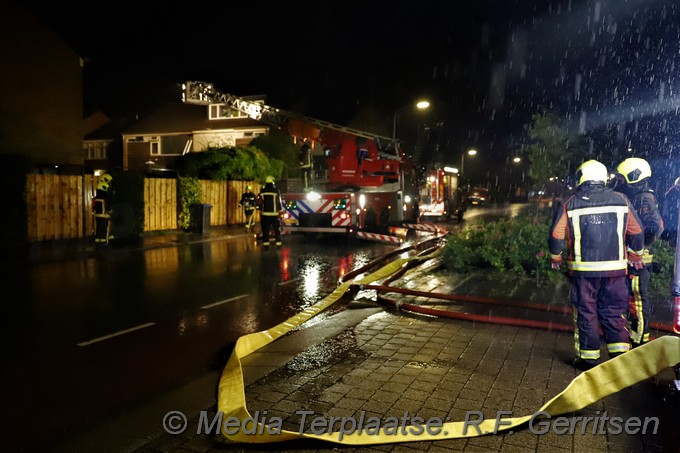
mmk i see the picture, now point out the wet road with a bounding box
[1,231,421,451]
[1,203,530,451]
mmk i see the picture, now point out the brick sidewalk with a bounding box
[126,270,678,453]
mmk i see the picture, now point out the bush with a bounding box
[441,207,565,285]
[441,206,676,294]
[649,239,674,298]
[109,170,145,244]
[177,176,202,231]
[175,146,283,182]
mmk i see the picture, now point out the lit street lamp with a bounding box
[392,100,430,139]
[460,149,477,176]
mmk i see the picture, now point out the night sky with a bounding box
[24,0,680,186]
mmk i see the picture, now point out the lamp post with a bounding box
[392,100,430,139]
[460,148,477,176]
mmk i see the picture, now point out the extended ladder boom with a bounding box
[181,81,401,159]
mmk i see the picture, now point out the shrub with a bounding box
[440,206,676,294]
[175,146,283,182]
[441,207,565,285]
[649,239,674,298]
[109,170,144,244]
[177,176,202,231]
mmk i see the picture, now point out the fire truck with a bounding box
[417,167,466,221]
[181,81,418,242]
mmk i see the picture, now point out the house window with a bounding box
[160,135,190,155]
[84,141,109,160]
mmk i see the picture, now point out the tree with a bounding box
[525,111,588,201]
[249,133,302,178]
[175,146,283,182]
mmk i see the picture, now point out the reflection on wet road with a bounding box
[2,232,400,450]
[2,203,528,450]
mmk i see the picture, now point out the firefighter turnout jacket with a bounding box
[549,183,645,277]
[239,191,257,212]
[258,183,284,216]
[625,186,664,264]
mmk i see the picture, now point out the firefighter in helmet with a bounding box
[239,184,257,232]
[612,157,664,347]
[549,159,645,370]
[258,176,284,247]
[93,173,114,244]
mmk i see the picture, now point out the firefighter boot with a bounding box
[573,358,599,371]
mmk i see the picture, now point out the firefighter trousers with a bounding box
[260,215,281,245]
[244,209,256,230]
[570,276,631,362]
[627,264,651,345]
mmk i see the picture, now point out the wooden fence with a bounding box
[26,175,259,242]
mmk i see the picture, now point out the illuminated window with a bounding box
[208,101,265,120]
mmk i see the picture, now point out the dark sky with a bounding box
[25,1,520,121]
[24,0,680,184]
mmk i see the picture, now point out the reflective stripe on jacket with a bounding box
[549,184,645,277]
[259,189,282,216]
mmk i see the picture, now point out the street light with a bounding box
[460,149,477,175]
[392,100,430,139]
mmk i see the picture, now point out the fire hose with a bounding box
[216,234,680,445]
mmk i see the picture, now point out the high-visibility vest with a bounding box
[549,186,644,277]
[259,189,282,216]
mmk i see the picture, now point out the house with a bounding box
[0,1,84,172]
[121,99,270,173]
[84,111,137,172]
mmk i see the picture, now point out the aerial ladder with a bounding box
[181,81,431,243]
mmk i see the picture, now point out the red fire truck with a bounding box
[182,81,417,242]
[417,167,466,221]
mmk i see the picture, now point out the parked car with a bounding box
[467,187,489,206]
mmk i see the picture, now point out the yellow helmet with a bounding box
[96,181,110,191]
[576,160,608,187]
[616,157,651,184]
[247,184,253,190]
[265,176,275,184]
[100,173,113,183]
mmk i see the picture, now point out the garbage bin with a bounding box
[191,203,212,236]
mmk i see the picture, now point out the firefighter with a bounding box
[258,176,284,247]
[93,173,114,245]
[549,160,645,371]
[612,157,664,347]
[239,184,257,232]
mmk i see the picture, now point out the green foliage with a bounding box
[250,133,301,178]
[177,176,202,231]
[525,111,588,186]
[109,170,145,243]
[174,146,283,182]
[441,206,677,295]
[649,239,674,297]
[441,207,565,285]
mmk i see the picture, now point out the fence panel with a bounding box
[144,178,177,232]
[26,174,87,241]
[26,175,259,240]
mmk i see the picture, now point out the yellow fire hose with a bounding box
[217,248,680,445]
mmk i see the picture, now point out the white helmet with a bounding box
[576,160,608,187]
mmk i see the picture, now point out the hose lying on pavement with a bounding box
[216,235,680,445]
[361,235,676,335]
